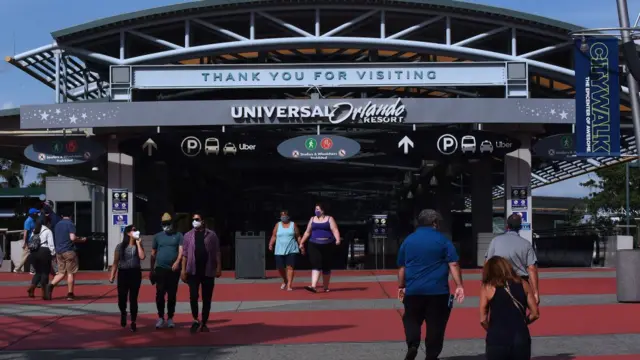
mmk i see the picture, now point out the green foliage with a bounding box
[0,159,25,188]
[580,162,640,218]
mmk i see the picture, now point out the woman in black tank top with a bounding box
[480,256,540,360]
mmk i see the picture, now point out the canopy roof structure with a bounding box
[3,0,638,203]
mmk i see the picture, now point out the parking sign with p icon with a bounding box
[181,136,202,157]
[437,134,458,155]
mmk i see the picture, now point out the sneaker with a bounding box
[200,324,210,332]
[304,286,317,293]
[190,320,200,334]
[66,292,75,301]
[404,347,418,360]
[155,318,165,329]
[29,271,35,275]
[167,318,175,328]
[280,283,286,290]
[120,313,127,328]
[130,322,137,332]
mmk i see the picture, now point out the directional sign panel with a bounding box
[277,135,360,161]
[24,138,105,165]
[532,133,576,160]
[381,130,521,158]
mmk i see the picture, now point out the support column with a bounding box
[107,138,134,267]
[504,135,533,242]
[143,161,172,235]
[434,175,453,240]
[472,157,494,266]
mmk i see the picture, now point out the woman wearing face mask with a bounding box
[181,213,222,333]
[109,225,145,332]
[299,203,341,293]
[268,210,301,291]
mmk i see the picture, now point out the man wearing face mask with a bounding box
[150,213,184,330]
[181,212,221,333]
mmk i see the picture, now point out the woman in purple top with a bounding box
[299,203,341,293]
[181,212,221,334]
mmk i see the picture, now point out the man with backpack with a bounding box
[13,208,39,274]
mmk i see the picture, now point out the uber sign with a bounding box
[384,130,520,158]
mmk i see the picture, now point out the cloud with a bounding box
[1,102,15,110]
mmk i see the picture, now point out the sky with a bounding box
[0,0,637,195]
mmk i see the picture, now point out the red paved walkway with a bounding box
[1,304,639,350]
[0,269,632,354]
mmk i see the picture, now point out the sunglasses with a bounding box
[192,218,202,221]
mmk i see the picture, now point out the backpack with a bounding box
[28,233,41,253]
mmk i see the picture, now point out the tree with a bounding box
[580,162,640,219]
[35,170,57,187]
[0,159,25,188]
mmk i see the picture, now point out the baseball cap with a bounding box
[28,208,39,215]
[161,213,172,223]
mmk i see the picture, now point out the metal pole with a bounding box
[617,0,640,155]
[626,161,631,235]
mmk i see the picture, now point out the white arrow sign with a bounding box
[398,136,414,154]
[142,138,157,156]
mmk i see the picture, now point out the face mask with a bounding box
[162,225,172,232]
[281,216,290,223]
[315,210,322,217]
[192,220,202,228]
[132,231,141,239]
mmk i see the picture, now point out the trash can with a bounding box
[234,231,266,279]
[616,249,640,303]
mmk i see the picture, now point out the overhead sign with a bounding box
[23,138,105,165]
[574,37,620,157]
[383,130,520,158]
[20,98,575,129]
[180,136,257,157]
[533,133,576,160]
[121,62,512,89]
[277,135,360,161]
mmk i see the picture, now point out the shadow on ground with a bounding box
[444,354,576,360]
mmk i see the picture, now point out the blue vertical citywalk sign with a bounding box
[574,37,620,157]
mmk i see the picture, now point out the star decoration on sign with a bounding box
[25,106,122,126]
[515,100,574,121]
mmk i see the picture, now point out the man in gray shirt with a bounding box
[485,213,540,304]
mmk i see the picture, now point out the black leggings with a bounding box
[188,274,215,325]
[117,268,142,322]
[307,242,333,274]
[486,344,531,360]
[30,248,52,287]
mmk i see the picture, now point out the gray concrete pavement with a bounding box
[0,270,616,287]
[0,294,618,316]
[1,334,639,360]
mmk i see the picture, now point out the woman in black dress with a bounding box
[480,256,540,360]
[109,225,145,332]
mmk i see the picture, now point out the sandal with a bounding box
[304,286,318,293]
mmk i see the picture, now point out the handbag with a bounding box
[503,282,529,324]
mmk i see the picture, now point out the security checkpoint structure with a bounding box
[2,0,637,268]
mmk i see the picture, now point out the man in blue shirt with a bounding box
[14,208,39,274]
[397,209,465,360]
[45,208,86,301]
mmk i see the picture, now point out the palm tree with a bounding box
[0,158,25,188]
[35,169,57,187]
